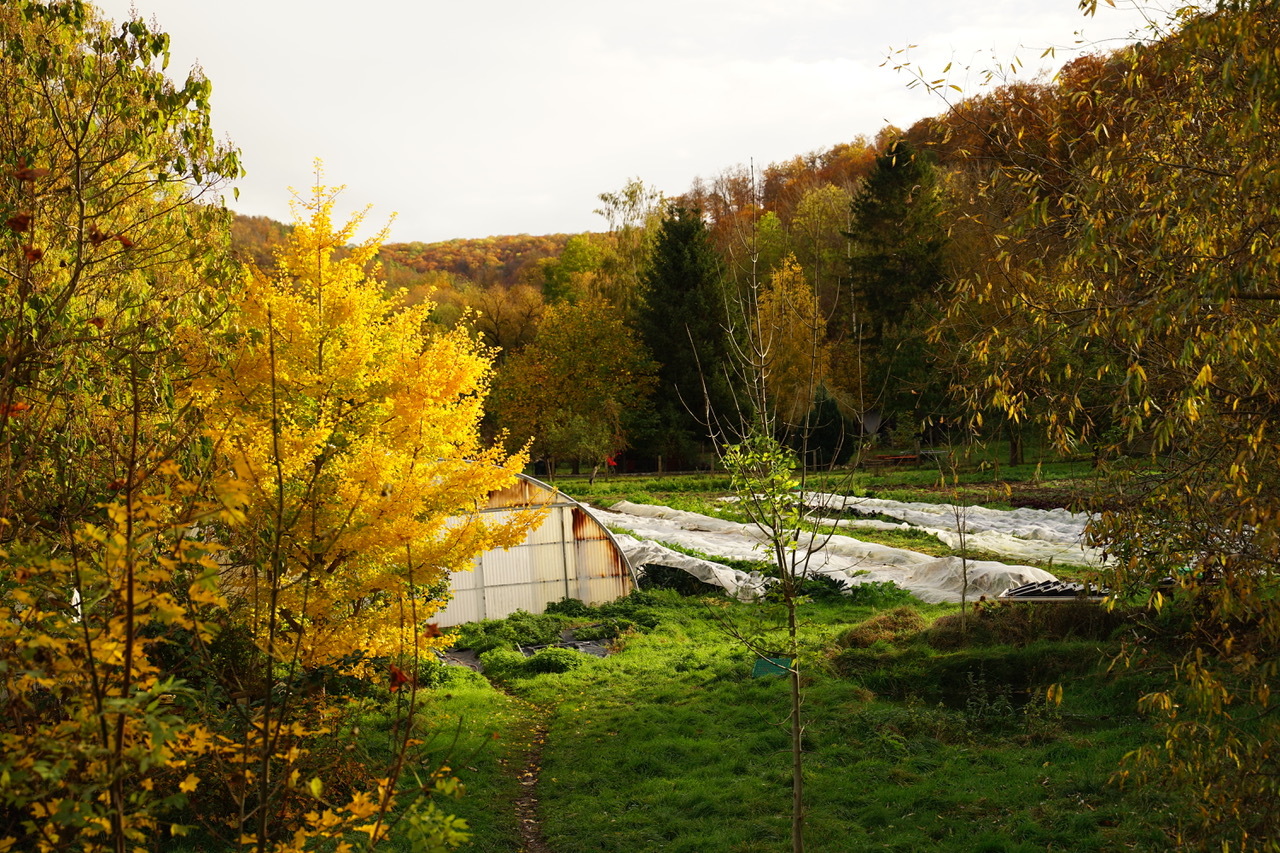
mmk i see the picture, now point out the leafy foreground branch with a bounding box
[930,3,1280,847]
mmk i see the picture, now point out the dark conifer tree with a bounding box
[845,140,951,434]
[635,205,734,468]
[847,140,946,340]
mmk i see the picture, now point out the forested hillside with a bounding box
[4,0,1278,850]
[381,233,573,288]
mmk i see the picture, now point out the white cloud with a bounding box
[91,0,1168,242]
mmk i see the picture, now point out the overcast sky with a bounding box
[93,0,1163,244]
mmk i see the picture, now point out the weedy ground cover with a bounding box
[429,590,1174,852]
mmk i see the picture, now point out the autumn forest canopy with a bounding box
[2,0,1279,850]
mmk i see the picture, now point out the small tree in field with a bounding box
[712,189,864,853]
[719,435,813,853]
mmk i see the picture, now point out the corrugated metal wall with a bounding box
[433,475,635,627]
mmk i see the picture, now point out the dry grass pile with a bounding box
[839,606,928,648]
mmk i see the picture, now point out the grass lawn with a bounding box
[421,590,1176,852]
[329,461,1175,852]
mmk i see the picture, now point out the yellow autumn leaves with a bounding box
[757,255,832,429]
[0,170,533,850]
[191,173,535,667]
[3,4,518,847]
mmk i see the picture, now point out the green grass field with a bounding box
[398,589,1176,852]
[557,441,1100,514]
[339,457,1179,852]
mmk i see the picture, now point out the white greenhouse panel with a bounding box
[484,582,563,619]
[529,543,571,582]
[575,540,619,578]
[435,587,486,627]
[482,547,535,586]
[580,574,631,606]
[450,567,481,590]
[525,509,572,546]
[433,473,635,628]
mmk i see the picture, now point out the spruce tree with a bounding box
[847,139,946,338]
[636,205,733,467]
[846,140,949,430]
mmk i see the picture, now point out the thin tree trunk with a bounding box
[1008,422,1024,467]
[790,637,804,853]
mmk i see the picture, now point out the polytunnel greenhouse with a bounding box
[433,474,637,627]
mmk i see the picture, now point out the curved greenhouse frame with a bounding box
[434,473,637,627]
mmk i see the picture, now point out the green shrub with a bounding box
[800,574,854,601]
[962,669,1019,729]
[505,610,567,646]
[596,592,663,628]
[571,622,624,642]
[438,665,489,688]
[545,597,593,617]
[844,579,916,608]
[525,647,590,674]
[478,649,528,682]
[453,609,567,654]
[453,620,519,654]
[415,657,450,688]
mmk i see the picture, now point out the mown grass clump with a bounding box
[838,605,929,647]
[831,636,1110,702]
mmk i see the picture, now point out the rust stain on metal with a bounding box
[572,508,631,583]
[583,545,630,582]
[482,473,633,589]
[485,477,551,509]
[571,506,608,541]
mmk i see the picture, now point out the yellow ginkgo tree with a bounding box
[185,173,540,849]
[191,172,535,672]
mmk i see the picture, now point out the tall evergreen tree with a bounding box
[847,139,946,338]
[845,140,950,430]
[636,205,733,467]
